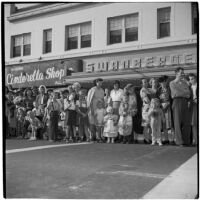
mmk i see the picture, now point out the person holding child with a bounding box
[103,106,118,143]
[118,94,133,144]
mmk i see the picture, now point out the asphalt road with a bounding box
[5,139,197,199]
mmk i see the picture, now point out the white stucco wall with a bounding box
[4,2,197,64]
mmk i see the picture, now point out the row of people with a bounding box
[5,67,197,146]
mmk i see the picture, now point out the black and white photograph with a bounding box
[3,1,198,199]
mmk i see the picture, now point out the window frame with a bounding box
[157,7,171,39]
[107,13,139,45]
[192,3,198,34]
[65,22,92,51]
[43,28,52,54]
[11,33,31,58]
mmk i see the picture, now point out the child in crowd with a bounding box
[118,95,133,143]
[26,110,43,140]
[32,101,42,120]
[103,106,118,143]
[64,93,77,143]
[76,89,90,142]
[148,98,165,146]
[16,107,26,139]
[94,100,106,143]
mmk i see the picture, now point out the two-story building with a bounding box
[4,2,197,89]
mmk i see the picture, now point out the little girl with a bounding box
[64,93,77,143]
[118,95,133,143]
[103,106,118,143]
[94,100,106,143]
[76,89,90,142]
[16,107,26,139]
[26,110,43,140]
[148,98,165,146]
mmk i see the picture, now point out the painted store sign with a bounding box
[85,53,197,73]
[5,59,82,88]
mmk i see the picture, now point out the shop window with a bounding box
[11,33,31,58]
[65,22,91,50]
[157,7,171,38]
[43,29,52,54]
[192,3,197,34]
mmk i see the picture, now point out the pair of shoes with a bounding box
[158,142,163,146]
[144,140,150,144]
[65,139,70,143]
[151,142,156,146]
[162,140,169,145]
[86,138,90,142]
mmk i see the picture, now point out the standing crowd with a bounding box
[5,67,197,146]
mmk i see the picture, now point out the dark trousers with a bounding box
[49,111,59,141]
[172,98,191,145]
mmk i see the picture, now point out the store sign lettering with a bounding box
[6,67,64,85]
[86,53,196,73]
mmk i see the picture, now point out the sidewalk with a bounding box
[142,154,198,199]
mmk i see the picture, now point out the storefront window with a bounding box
[65,22,91,50]
[157,7,171,38]
[11,33,31,58]
[43,29,52,53]
[108,13,138,45]
[192,3,197,34]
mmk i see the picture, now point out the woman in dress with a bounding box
[87,78,104,141]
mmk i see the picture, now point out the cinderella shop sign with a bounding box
[6,64,66,87]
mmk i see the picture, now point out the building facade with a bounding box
[4,2,197,89]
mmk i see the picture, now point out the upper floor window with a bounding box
[65,22,91,51]
[11,33,31,58]
[43,29,52,54]
[192,3,197,34]
[108,13,138,45]
[157,7,171,38]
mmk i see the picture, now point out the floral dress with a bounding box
[140,87,151,127]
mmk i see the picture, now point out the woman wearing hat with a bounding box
[87,78,104,141]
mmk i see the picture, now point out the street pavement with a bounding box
[5,139,198,199]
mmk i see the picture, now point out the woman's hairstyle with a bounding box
[39,85,47,93]
[188,73,196,79]
[24,88,33,97]
[94,78,103,86]
[113,80,120,87]
[158,75,168,83]
[149,78,158,86]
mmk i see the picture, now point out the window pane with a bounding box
[125,14,138,28]
[110,30,122,44]
[23,44,31,56]
[67,37,78,50]
[45,41,52,53]
[23,33,31,45]
[125,27,138,42]
[160,23,170,38]
[192,3,197,34]
[68,26,78,37]
[81,35,91,48]
[13,46,21,57]
[109,18,123,30]
[14,36,22,46]
[45,30,52,41]
[81,23,91,35]
[158,7,171,38]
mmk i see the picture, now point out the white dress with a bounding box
[103,114,118,137]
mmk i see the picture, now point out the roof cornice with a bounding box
[7,3,92,22]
